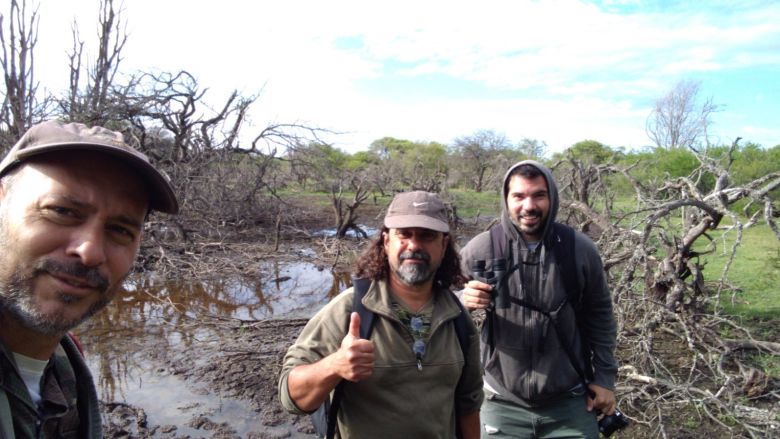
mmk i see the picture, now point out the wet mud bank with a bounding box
[76,252,355,438]
[82,215,489,438]
[92,317,315,438]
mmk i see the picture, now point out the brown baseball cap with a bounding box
[0,120,178,214]
[384,191,449,233]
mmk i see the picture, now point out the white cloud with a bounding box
[28,0,780,153]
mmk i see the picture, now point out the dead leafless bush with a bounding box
[554,142,780,438]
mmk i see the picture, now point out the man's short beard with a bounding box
[394,251,435,286]
[0,258,112,337]
[512,209,545,237]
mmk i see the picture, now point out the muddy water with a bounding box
[74,260,352,437]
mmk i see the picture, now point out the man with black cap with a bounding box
[279,191,483,438]
[0,120,178,438]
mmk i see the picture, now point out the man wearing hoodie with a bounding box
[459,161,617,438]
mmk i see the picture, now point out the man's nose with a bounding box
[405,235,422,250]
[522,197,537,211]
[67,225,107,267]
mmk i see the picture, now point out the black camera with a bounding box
[471,259,509,309]
[598,408,629,437]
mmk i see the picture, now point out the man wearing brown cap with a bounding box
[0,120,178,438]
[279,191,483,438]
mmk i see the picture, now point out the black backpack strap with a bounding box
[352,277,375,339]
[449,294,473,439]
[451,296,470,361]
[324,277,373,439]
[550,223,580,311]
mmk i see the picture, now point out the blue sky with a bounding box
[34,0,780,155]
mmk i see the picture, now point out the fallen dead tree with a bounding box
[554,141,780,438]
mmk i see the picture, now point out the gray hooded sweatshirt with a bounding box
[460,160,617,407]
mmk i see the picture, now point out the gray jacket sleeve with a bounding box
[459,231,491,278]
[575,233,618,390]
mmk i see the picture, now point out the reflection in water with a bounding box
[312,224,378,238]
[75,261,352,437]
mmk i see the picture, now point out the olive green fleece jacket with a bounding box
[460,160,618,407]
[279,279,483,439]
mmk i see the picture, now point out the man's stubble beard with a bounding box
[0,213,116,337]
[0,273,114,336]
[512,208,546,239]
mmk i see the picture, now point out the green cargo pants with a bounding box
[480,389,599,438]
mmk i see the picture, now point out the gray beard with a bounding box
[0,272,112,336]
[0,211,113,336]
[395,262,434,286]
[394,250,436,286]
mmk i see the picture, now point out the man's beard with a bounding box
[0,257,112,337]
[394,251,435,286]
[512,208,545,238]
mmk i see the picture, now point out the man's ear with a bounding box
[0,170,18,202]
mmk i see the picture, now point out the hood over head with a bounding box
[500,160,560,243]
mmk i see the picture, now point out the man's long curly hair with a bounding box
[353,226,466,291]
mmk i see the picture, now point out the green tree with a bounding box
[288,142,349,191]
[451,129,513,192]
[368,137,448,192]
[731,143,780,187]
[517,138,547,160]
[564,139,618,165]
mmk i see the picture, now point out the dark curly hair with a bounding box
[353,226,466,291]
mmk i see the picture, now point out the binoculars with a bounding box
[471,259,510,309]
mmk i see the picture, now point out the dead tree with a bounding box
[331,172,370,239]
[646,79,720,149]
[553,142,780,438]
[64,0,127,125]
[0,0,48,147]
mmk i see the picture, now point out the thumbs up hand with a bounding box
[335,312,375,382]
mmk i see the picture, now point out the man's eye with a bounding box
[109,225,136,241]
[48,206,77,217]
[421,232,437,241]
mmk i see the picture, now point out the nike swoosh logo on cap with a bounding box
[412,202,428,207]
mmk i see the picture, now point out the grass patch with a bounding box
[445,188,502,219]
[697,223,779,378]
[697,224,780,319]
[750,351,780,376]
[275,189,334,208]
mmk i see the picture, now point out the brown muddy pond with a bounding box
[74,259,351,437]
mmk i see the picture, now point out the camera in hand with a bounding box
[598,408,629,437]
[470,259,509,309]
